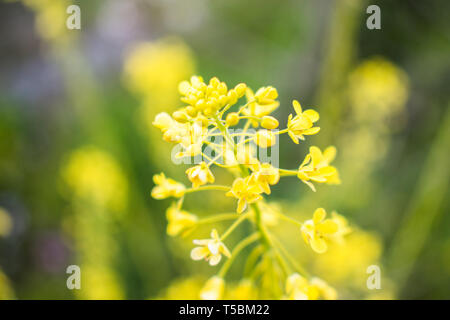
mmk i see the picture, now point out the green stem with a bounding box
[218,233,259,278]
[184,185,230,194]
[220,212,250,241]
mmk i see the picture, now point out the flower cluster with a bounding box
[151,76,350,299]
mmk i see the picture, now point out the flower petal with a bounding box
[303,109,319,122]
[191,247,209,260]
[310,237,327,254]
[313,208,326,223]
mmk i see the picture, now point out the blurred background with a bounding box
[0,0,449,299]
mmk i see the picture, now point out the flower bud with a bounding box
[172,110,189,123]
[234,83,247,97]
[226,112,240,126]
[261,116,279,129]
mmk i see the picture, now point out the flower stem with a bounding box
[218,233,259,278]
[220,212,249,241]
[184,185,230,194]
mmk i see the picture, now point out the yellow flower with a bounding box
[297,146,340,192]
[200,276,225,300]
[225,279,258,299]
[250,162,280,194]
[153,112,189,143]
[243,88,279,127]
[151,173,186,199]
[255,129,277,148]
[287,100,320,143]
[301,208,339,254]
[284,273,319,300]
[254,86,278,105]
[310,277,337,300]
[179,76,245,116]
[186,162,215,188]
[348,57,409,122]
[177,123,208,158]
[166,205,197,237]
[260,116,279,129]
[223,143,258,167]
[191,229,231,266]
[329,211,352,243]
[226,176,264,213]
[61,146,128,211]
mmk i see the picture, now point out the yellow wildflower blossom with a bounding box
[329,211,352,244]
[284,273,336,300]
[284,273,319,300]
[226,177,264,213]
[153,112,189,143]
[166,205,197,237]
[297,146,340,191]
[123,38,195,100]
[254,86,278,106]
[260,116,279,129]
[287,100,320,144]
[179,76,245,116]
[225,279,258,300]
[243,88,279,127]
[177,123,209,158]
[185,162,215,188]
[250,162,280,194]
[255,129,277,148]
[200,276,225,300]
[61,146,128,211]
[191,229,231,266]
[151,173,185,199]
[310,277,337,300]
[301,208,339,254]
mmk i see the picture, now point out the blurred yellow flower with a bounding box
[301,208,339,254]
[348,56,409,122]
[314,231,382,286]
[0,208,12,237]
[186,162,215,188]
[297,146,340,192]
[284,273,336,300]
[151,173,186,199]
[191,229,231,266]
[23,0,71,44]
[200,276,225,300]
[78,265,123,300]
[61,146,128,211]
[166,205,197,237]
[225,279,258,300]
[156,277,204,299]
[287,100,320,144]
[310,277,337,300]
[0,268,15,300]
[284,273,318,300]
[123,38,195,100]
